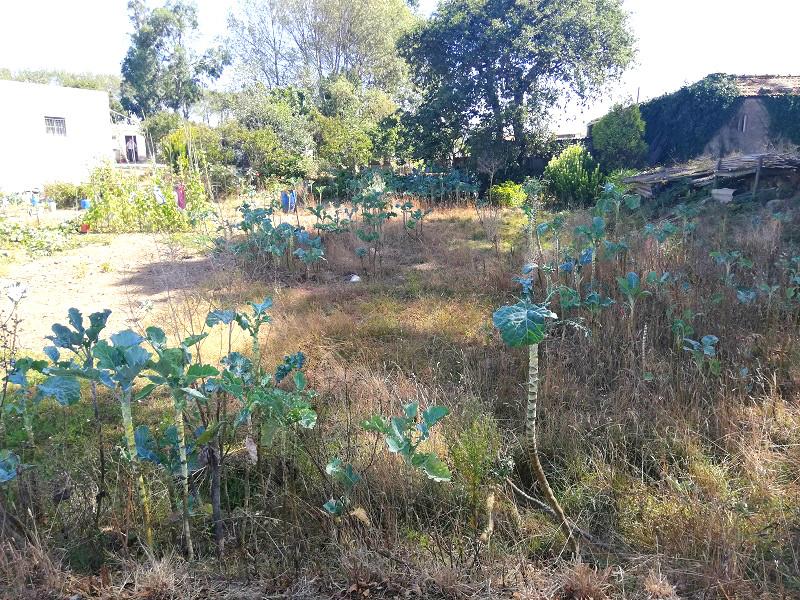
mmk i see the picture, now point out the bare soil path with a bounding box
[0,233,215,351]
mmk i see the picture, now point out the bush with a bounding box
[43,182,90,209]
[544,145,603,207]
[84,164,212,233]
[490,180,526,207]
[591,103,648,171]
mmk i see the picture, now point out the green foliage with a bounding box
[490,181,526,208]
[85,164,212,233]
[591,103,648,171]
[400,0,635,165]
[121,0,228,116]
[0,220,76,257]
[683,335,721,376]
[361,402,451,482]
[0,449,20,484]
[639,74,740,164]
[43,182,90,209]
[493,301,557,347]
[763,95,800,145]
[141,111,184,154]
[544,145,604,207]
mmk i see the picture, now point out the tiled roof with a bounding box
[734,75,800,97]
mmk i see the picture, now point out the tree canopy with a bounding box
[121,0,228,118]
[228,0,417,91]
[400,0,636,164]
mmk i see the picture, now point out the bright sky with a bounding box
[0,0,797,133]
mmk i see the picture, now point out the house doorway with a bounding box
[125,135,139,163]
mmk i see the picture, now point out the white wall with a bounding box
[0,80,112,193]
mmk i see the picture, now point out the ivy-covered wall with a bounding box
[639,74,741,165]
[763,96,800,146]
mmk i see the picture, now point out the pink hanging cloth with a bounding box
[176,183,186,210]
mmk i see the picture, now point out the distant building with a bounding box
[0,80,113,193]
[703,75,800,158]
[0,80,152,193]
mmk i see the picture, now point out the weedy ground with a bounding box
[1,194,799,599]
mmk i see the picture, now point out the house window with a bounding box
[45,117,67,136]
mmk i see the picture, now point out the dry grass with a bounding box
[1,194,799,599]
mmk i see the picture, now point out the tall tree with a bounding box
[228,0,416,91]
[400,0,636,164]
[121,0,228,118]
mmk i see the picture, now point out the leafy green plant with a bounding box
[362,402,451,482]
[591,103,648,171]
[138,327,219,559]
[91,330,154,547]
[490,180,526,207]
[683,335,721,376]
[45,308,111,523]
[617,272,651,337]
[543,144,603,207]
[574,216,606,286]
[0,449,19,483]
[710,250,752,285]
[493,188,578,552]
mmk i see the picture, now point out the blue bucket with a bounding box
[79,198,91,210]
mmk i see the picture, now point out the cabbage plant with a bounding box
[492,194,578,553]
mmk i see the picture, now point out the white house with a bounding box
[0,80,113,193]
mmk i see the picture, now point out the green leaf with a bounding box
[492,301,557,347]
[250,297,273,317]
[146,326,167,349]
[293,370,306,392]
[413,452,451,482]
[422,406,449,428]
[403,402,418,420]
[0,450,20,484]
[361,415,390,435]
[185,363,219,383]
[181,333,208,348]
[111,329,144,348]
[86,310,111,343]
[134,425,160,463]
[323,498,345,516]
[205,309,236,327]
[38,375,81,406]
[194,421,221,446]
[135,383,157,401]
[67,308,85,335]
[260,418,279,447]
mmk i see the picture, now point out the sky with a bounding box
[0,0,798,133]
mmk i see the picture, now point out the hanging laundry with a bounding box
[176,183,187,210]
[281,190,290,213]
[288,190,297,211]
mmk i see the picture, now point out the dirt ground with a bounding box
[0,233,216,351]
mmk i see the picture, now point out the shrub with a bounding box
[43,182,89,209]
[490,180,526,207]
[591,103,648,171]
[84,164,212,233]
[544,144,603,207]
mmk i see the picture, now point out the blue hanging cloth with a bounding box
[288,190,297,211]
[281,190,290,213]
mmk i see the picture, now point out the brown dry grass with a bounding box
[2,195,799,599]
